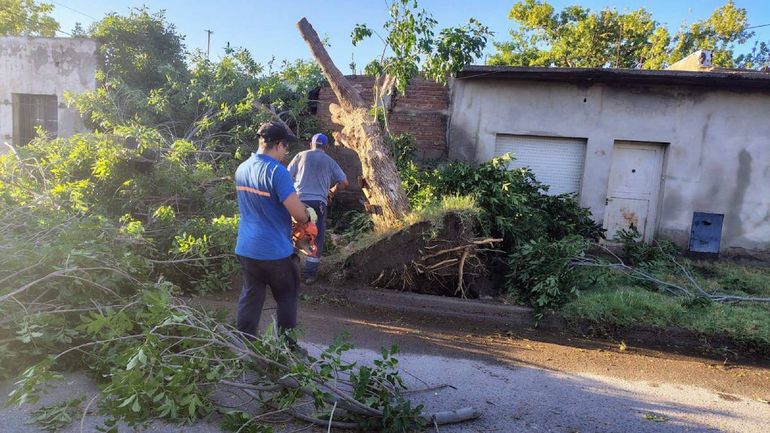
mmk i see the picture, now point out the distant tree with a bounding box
[70,21,87,37]
[666,0,752,67]
[0,0,59,36]
[489,0,766,69]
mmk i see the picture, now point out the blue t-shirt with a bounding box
[234,153,295,260]
[287,150,347,205]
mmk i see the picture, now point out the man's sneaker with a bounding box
[288,341,309,358]
[303,275,316,285]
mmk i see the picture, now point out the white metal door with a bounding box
[603,142,664,242]
[494,134,586,196]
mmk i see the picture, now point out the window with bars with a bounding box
[12,94,58,146]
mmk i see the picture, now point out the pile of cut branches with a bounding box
[7,290,480,432]
[1,143,482,432]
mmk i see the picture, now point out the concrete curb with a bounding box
[327,286,767,362]
[337,286,567,330]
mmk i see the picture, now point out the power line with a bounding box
[746,23,770,30]
[51,1,99,21]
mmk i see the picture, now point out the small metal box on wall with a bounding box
[689,212,724,254]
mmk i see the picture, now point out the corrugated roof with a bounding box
[456,66,770,91]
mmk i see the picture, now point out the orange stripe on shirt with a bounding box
[236,185,271,197]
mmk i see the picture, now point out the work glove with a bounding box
[306,207,318,224]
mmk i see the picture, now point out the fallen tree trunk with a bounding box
[297,17,409,230]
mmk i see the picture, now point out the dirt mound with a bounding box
[341,212,506,298]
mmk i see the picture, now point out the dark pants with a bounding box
[302,200,326,276]
[236,254,300,338]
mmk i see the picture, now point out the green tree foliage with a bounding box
[89,8,188,91]
[0,0,59,36]
[490,0,766,69]
[1,127,426,431]
[393,135,602,248]
[71,8,325,153]
[351,0,491,93]
[666,0,753,66]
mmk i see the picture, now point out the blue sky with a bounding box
[49,0,770,72]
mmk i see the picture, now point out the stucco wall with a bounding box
[448,78,770,255]
[0,36,98,147]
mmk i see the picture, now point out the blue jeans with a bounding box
[302,200,326,277]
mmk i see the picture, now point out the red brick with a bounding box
[316,75,448,160]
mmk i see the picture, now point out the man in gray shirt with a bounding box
[287,133,349,284]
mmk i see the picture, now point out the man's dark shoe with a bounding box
[288,341,309,358]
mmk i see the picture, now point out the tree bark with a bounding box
[297,17,410,229]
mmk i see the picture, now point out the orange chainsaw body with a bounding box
[292,222,319,257]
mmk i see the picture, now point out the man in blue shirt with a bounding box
[234,121,313,342]
[287,133,348,284]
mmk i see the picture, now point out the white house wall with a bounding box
[0,36,98,147]
[448,78,770,255]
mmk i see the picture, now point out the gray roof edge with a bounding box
[457,65,770,89]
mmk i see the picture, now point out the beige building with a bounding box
[1,36,98,150]
[448,65,770,257]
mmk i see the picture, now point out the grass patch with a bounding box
[562,285,686,328]
[562,283,770,354]
[404,195,478,227]
[694,260,770,297]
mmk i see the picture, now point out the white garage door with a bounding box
[494,134,587,196]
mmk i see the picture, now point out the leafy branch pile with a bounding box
[1,7,473,432]
[0,86,465,433]
[8,288,478,432]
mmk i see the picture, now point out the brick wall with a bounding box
[316,75,449,160]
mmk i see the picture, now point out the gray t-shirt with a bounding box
[287,149,347,205]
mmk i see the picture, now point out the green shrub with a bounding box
[506,236,589,316]
[391,134,603,249]
[617,224,678,267]
[391,133,603,309]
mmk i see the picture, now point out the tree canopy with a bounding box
[351,0,491,93]
[89,8,188,91]
[69,8,325,153]
[489,0,769,69]
[0,0,59,37]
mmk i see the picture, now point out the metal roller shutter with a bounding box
[494,134,587,196]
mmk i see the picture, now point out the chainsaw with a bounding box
[292,203,319,258]
[292,221,318,256]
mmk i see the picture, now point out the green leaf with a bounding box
[118,395,136,408]
[131,398,141,413]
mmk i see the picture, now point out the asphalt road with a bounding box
[2,287,768,433]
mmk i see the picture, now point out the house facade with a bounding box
[0,36,98,150]
[448,66,770,257]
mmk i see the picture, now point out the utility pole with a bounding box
[205,29,214,59]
